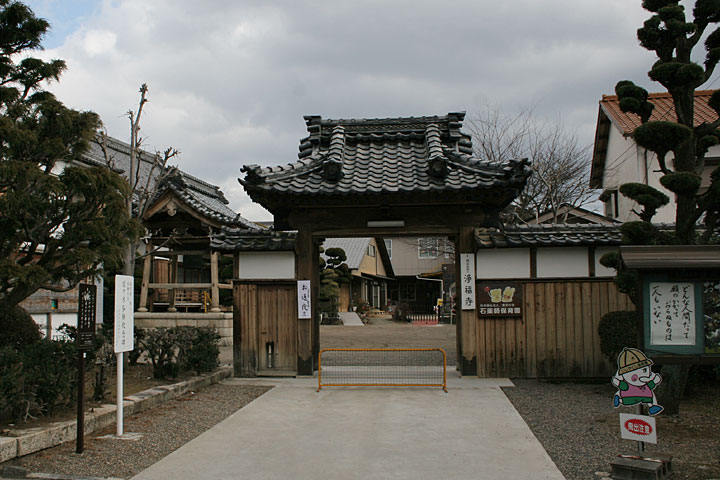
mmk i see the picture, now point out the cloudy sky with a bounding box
[22,0,711,220]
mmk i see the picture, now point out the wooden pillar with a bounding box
[168,255,178,312]
[295,229,314,376]
[138,244,152,312]
[311,238,321,368]
[456,226,478,376]
[210,251,221,312]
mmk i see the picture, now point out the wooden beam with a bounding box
[168,256,179,313]
[210,252,221,312]
[138,248,152,312]
[148,283,213,289]
[295,229,314,375]
[457,226,477,376]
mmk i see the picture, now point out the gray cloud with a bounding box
[27,0,675,220]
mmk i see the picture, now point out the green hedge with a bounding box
[598,310,640,363]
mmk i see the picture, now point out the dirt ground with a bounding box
[320,317,458,367]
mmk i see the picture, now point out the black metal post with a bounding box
[76,351,85,454]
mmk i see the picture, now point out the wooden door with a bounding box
[257,284,297,371]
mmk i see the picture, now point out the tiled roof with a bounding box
[240,113,529,202]
[210,227,296,252]
[600,90,718,135]
[475,224,622,248]
[322,238,371,269]
[81,135,253,227]
[157,171,258,228]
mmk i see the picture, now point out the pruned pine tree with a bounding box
[0,1,138,326]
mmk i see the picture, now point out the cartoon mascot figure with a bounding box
[612,347,663,416]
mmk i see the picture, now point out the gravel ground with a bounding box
[7,382,271,479]
[503,379,720,480]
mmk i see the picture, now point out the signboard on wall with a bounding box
[477,282,522,317]
[297,280,311,319]
[460,254,475,310]
[114,275,135,353]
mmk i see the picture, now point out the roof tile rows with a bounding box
[240,113,529,199]
[82,135,252,228]
[600,90,719,136]
[210,227,296,252]
[475,224,622,248]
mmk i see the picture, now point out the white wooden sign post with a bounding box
[114,274,135,437]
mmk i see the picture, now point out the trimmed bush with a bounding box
[139,326,221,379]
[598,310,640,364]
[0,306,41,348]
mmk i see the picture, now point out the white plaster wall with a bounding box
[476,248,530,279]
[536,247,589,278]
[594,246,618,277]
[50,313,77,339]
[237,251,295,280]
[604,126,720,224]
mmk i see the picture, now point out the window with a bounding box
[418,237,439,258]
[399,284,416,301]
[367,244,376,257]
[384,239,392,259]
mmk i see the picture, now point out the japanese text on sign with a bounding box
[77,284,97,351]
[460,254,476,310]
[649,282,695,346]
[619,413,657,444]
[298,280,311,319]
[114,275,135,353]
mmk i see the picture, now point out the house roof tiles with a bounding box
[600,90,719,136]
[210,227,296,252]
[475,224,622,248]
[81,135,253,228]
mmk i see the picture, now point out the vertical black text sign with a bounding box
[77,283,97,351]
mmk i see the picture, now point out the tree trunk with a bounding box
[655,363,691,415]
[122,241,138,276]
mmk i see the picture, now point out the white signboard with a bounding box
[619,413,657,444]
[297,280,311,319]
[114,275,135,353]
[460,253,476,310]
[649,282,695,345]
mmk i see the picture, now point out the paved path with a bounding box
[132,375,564,480]
[338,311,364,326]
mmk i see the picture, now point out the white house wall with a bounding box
[594,246,618,277]
[237,251,295,280]
[476,248,530,279]
[604,125,720,223]
[536,247,589,278]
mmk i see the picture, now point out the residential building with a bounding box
[591,90,720,222]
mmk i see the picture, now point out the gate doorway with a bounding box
[235,113,529,377]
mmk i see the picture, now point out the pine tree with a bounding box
[0,1,139,319]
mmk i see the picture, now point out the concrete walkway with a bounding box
[338,311,364,326]
[132,375,565,480]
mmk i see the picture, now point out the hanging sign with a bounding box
[619,413,657,444]
[114,275,135,353]
[460,253,475,310]
[77,283,97,351]
[477,282,522,317]
[298,280,311,319]
[649,282,695,346]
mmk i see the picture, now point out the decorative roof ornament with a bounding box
[425,124,447,178]
[323,126,345,181]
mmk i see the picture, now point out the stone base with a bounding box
[610,454,672,480]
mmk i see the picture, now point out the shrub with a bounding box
[0,306,41,348]
[0,346,30,422]
[140,328,180,379]
[23,338,77,416]
[598,310,640,364]
[183,327,221,374]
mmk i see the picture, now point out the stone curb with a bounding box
[0,366,233,464]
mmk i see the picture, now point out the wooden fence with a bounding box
[476,279,632,378]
